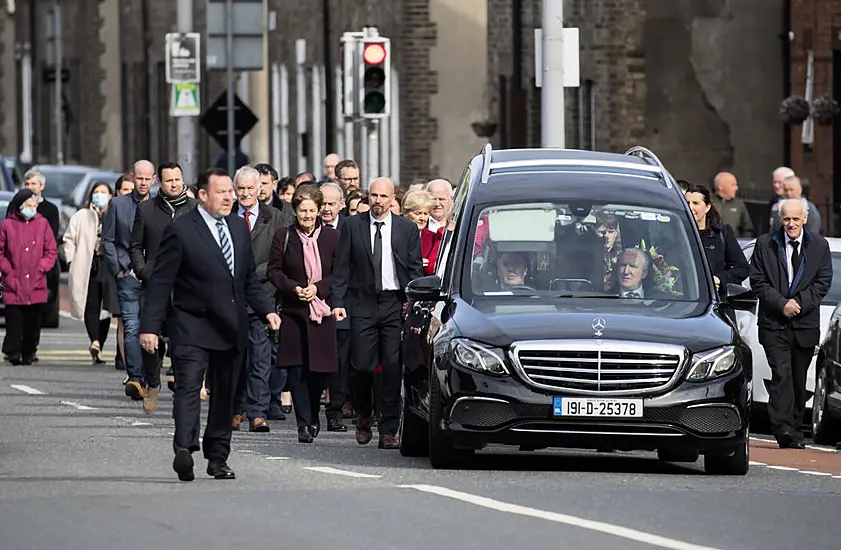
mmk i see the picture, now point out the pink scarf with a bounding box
[296,226,332,323]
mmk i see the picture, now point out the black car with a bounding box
[398,145,757,474]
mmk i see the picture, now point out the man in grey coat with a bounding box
[230,166,290,432]
[770,175,822,235]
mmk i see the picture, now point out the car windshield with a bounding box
[38,169,89,200]
[465,202,705,303]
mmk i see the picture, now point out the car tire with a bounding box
[41,299,60,329]
[428,369,474,469]
[811,365,840,445]
[704,430,750,476]
[399,405,429,458]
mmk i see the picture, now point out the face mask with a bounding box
[20,207,36,220]
[91,192,109,209]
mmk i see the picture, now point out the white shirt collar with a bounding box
[238,202,259,217]
[198,204,223,224]
[787,230,804,246]
[370,211,392,227]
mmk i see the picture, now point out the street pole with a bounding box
[541,0,565,148]
[53,0,63,164]
[225,0,235,174]
[176,0,195,184]
[367,119,379,187]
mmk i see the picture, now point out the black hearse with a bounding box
[398,145,756,475]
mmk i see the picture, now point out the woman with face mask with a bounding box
[62,182,119,364]
[0,189,58,365]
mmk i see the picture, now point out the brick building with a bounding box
[787,0,841,234]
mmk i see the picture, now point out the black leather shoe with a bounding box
[298,426,314,443]
[173,449,195,482]
[268,404,286,421]
[206,461,236,479]
[327,419,348,432]
[309,424,320,438]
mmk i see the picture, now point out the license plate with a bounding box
[553,397,643,417]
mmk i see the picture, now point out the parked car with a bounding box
[812,301,841,444]
[0,155,17,191]
[398,145,756,475]
[0,190,12,321]
[736,237,841,428]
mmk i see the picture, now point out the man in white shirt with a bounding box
[425,178,453,232]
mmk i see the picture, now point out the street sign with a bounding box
[171,83,201,117]
[166,32,201,83]
[205,0,264,71]
[199,90,258,149]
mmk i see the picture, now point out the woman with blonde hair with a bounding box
[402,189,441,274]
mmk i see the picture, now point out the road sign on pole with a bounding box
[166,32,201,83]
[199,90,258,150]
[205,0,264,72]
[171,83,201,117]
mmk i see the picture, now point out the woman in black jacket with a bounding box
[684,184,749,291]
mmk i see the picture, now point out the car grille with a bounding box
[510,340,686,396]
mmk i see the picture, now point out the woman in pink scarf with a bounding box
[267,185,340,443]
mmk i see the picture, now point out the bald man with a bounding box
[102,159,155,400]
[322,153,341,183]
[425,178,453,231]
[332,177,423,449]
[750,198,832,448]
[711,172,753,238]
[769,175,822,236]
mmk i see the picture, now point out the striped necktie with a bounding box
[216,220,234,276]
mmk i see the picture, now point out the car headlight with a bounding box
[686,346,737,382]
[449,338,509,376]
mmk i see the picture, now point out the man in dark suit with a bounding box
[139,167,280,482]
[231,165,290,432]
[750,198,832,449]
[332,177,423,449]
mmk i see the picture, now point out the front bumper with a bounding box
[441,364,749,453]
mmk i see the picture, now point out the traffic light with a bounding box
[361,38,390,118]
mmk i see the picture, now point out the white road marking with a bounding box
[399,484,721,550]
[265,456,291,460]
[748,461,766,466]
[131,422,152,426]
[10,384,45,395]
[806,444,838,453]
[800,470,833,476]
[303,466,382,479]
[766,465,799,471]
[59,400,98,411]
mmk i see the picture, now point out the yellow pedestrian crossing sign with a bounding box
[171,83,201,117]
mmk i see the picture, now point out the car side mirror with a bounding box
[406,275,443,302]
[723,283,757,311]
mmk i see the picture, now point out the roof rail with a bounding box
[480,142,493,184]
[624,146,674,190]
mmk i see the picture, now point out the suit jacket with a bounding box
[322,213,348,329]
[139,207,274,351]
[235,201,289,304]
[700,223,749,286]
[749,227,832,343]
[332,211,423,317]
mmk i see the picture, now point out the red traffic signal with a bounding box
[363,43,386,65]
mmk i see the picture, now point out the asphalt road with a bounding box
[2,316,841,550]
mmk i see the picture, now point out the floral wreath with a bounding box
[635,239,682,297]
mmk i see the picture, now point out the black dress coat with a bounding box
[266,223,339,373]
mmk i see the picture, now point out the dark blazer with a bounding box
[130,194,197,283]
[323,213,349,329]
[700,223,749,286]
[749,227,832,343]
[332,211,424,317]
[267,223,339,372]
[101,193,142,277]
[139,207,274,351]
[235,201,290,303]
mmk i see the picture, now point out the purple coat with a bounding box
[0,212,57,306]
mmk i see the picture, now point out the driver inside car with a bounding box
[496,251,531,288]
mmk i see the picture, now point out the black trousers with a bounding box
[349,293,402,436]
[171,344,243,463]
[84,268,111,346]
[326,328,352,421]
[287,366,329,428]
[759,326,815,435]
[3,304,42,358]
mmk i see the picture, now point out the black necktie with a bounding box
[373,221,384,291]
[790,240,800,278]
[625,291,640,299]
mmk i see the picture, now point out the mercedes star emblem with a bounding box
[592,317,606,337]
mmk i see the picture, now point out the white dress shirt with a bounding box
[371,212,399,291]
[238,202,260,232]
[428,217,444,232]
[785,230,804,285]
[621,286,644,298]
[198,205,234,274]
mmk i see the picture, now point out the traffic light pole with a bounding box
[366,119,379,188]
[225,0,236,175]
[176,0,195,185]
[541,0,565,148]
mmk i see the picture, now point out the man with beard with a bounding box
[140,167,279,481]
[130,161,197,412]
[332,177,423,449]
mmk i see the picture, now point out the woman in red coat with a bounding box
[267,185,339,443]
[402,189,442,275]
[0,189,57,365]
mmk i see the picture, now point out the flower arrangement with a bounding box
[636,239,682,297]
[779,95,812,125]
[811,95,841,126]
